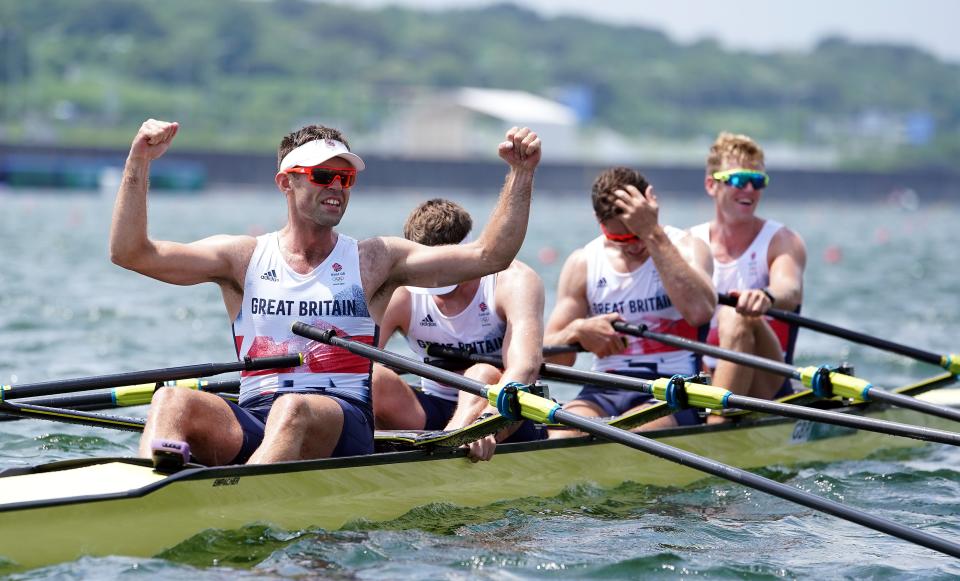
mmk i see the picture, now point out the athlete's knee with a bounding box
[463,363,501,384]
[149,387,205,418]
[716,309,755,348]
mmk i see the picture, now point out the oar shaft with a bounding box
[0,401,145,432]
[613,321,799,378]
[0,379,242,422]
[294,323,960,559]
[861,388,960,423]
[428,344,960,447]
[550,407,960,558]
[722,394,960,446]
[1,355,298,399]
[718,293,942,366]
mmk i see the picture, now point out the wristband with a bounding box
[760,287,776,305]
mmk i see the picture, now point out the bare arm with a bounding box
[766,227,806,311]
[496,262,545,385]
[376,288,411,348]
[646,232,716,326]
[612,184,716,326]
[733,227,806,315]
[543,250,623,365]
[109,119,251,290]
[361,127,541,311]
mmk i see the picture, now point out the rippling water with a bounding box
[1,186,958,578]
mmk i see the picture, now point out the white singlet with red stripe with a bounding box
[689,219,788,365]
[405,274,506,402]
[232,232,377,407]
[585,227,699,376]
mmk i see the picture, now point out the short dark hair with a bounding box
[277,125,351,170]
[591,167,650,222]
[403,199,472,246]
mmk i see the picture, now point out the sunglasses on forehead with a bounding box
[712,168,769,190]
[285,165,357,189]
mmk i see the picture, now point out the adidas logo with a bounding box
[419,314,438,327]
[597,277,607,288]
[260,269,278,282]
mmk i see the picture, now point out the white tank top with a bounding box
[690,219,791,366]
[405,274,506,401]
[232,232,377,407]
[584,226,700,376]
[689,219,783,293]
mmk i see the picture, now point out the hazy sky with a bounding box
[332,0,960,63]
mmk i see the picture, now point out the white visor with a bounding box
[406,284,458,296]
[279,139,365,172]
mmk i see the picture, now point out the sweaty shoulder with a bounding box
[496,260,543,294]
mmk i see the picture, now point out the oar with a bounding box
[614,321,960,424]
[719,293,960,374]
[291,322,960,559]
[0,399,145,431]
[0,379,240,421]
[0,354,300,400]
[425,345,960,447]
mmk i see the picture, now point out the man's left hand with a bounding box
[498,126,541,171]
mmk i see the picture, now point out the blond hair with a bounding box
[706,132,765,174]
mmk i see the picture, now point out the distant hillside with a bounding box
[1,0,958,170]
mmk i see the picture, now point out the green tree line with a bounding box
[2,0,958,169]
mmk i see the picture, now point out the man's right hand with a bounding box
[129,119,179,162]
[575,313,627,357]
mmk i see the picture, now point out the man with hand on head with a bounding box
[690,132,807,401]
[110,118,541,466]
[544,167,716,434]
[373,199,546,462]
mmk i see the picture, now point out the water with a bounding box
[1,187,959,578]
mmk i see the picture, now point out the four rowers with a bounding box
[112,118,800,466]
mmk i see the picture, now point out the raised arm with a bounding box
[362,127,541,306]
[109,119,251,289]
[611,184,716,325]
[543,250,624,365]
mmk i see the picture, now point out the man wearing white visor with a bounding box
[373,199,546,462]
[110,118,542,467]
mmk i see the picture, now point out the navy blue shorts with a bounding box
[225,392,374,465]
[412,388,459,430]
[573,370,703,426]
[413,387,546,441]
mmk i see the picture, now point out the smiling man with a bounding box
[690,132,807,401]
[109,118,541,466]
[544,167,716,434]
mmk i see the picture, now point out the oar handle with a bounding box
[612,321,799,378]
[718,293,943,366]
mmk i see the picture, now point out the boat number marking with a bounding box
[789,419,856,444]
[212,477,240,487]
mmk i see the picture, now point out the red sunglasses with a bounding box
[285,165,357,189]
[600,223,640,244]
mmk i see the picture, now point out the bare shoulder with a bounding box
[770,226,807,257]
[358,235,403,299]
[496,260,544,294]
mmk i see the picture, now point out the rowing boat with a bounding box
[0,372,955,571]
